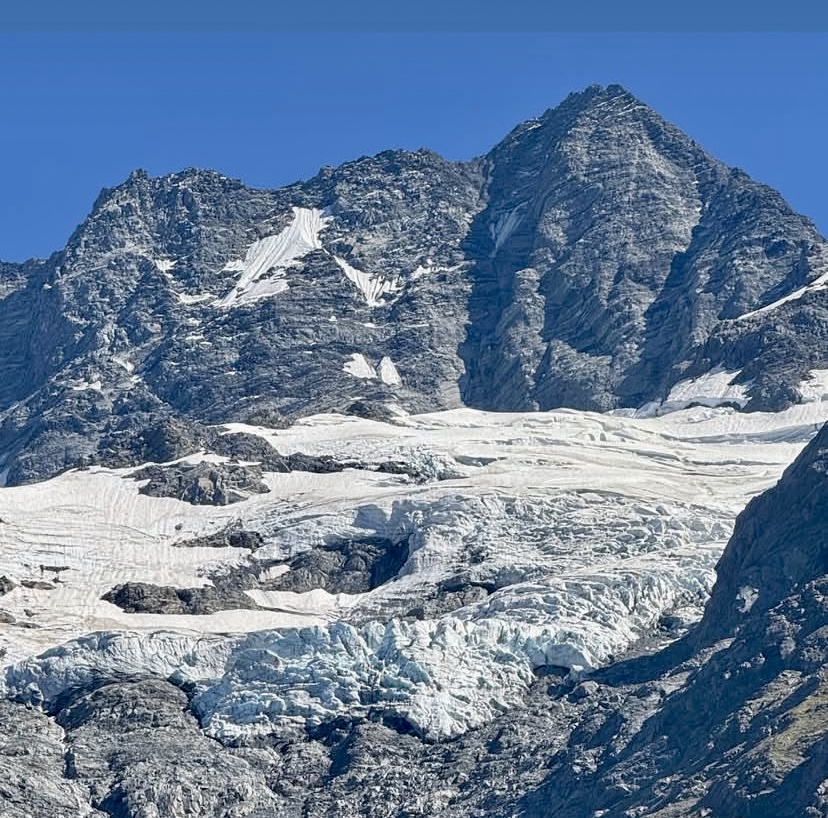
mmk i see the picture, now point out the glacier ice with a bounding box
[4,403,828,740]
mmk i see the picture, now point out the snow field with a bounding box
[4,399,828,739]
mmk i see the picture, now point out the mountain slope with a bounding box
[1,85,828,484]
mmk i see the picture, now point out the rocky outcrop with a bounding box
[102,582,259,615]
[57,679,281,817]
[133,461,270,505]
[0,699,108,817]
[268,535,410,595]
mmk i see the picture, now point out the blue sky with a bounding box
[2,26,827,260]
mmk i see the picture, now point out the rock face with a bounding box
[133,461,270,505]
[1,84,827,484]
[266,535,411,595]
[103,582,259,615]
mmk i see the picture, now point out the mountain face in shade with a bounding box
[1,83,827,484]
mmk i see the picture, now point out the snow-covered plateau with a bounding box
[3,399,828,741]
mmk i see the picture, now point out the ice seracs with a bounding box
[216,207,331,308]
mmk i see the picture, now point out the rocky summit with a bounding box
[1,84,828,818]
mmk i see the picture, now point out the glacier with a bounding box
[4,401,828,741]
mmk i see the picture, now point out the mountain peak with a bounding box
[546,82,643,119]
[565,81,636,103]
[492,82,672,161]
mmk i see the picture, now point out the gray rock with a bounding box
[0,700,107,818]
[102,581,259,615]
[55,679,281,817]
[133,460,270,505]
[269,535,410,595]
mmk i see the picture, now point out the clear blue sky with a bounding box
[2,26,827,261]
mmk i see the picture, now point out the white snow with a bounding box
[637,367,749,416]
[333,256,401,307]
[737,268,828,321]
[5,401,828,740]
[69,379,104,392]
[798,369,828,403]
[112,356,135,374]
[378,356,402,386]
[154,259,177,274]
[342,353,377,380]
[216,207,331,308]
[177,292,216,305]
[0,464,331,664]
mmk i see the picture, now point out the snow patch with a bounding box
[737,268,828,321]
[178,292,215,305]
[112,356,135,374]
[378,356,402,386]
[736,586,759,614]
[489,205,525,254]
[69,379,104,392]
[343,353,377,380]
[798,369,828,403]
[333,256,401,307]
[638,367,749,416]
[216,207,331,308]
[154,259,177,274]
